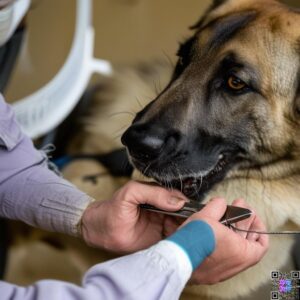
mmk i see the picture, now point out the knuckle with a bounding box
[120,181,139,199]
[125,180,138,191]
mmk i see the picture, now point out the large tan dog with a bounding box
[119,0,300,298]
[5,0,300,299]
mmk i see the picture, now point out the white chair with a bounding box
[12,0,113,139]
[0,0,30,46]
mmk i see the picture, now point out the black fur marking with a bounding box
[212,0,228,10]
[173,12,257,83]
[173,36,197,78]
[177,36,197,60]
[206,11,257,52]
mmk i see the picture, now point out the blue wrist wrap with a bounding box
[166,220,215,270]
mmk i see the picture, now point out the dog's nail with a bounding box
[169,196,186,205]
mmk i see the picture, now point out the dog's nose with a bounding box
[121,124,167,160]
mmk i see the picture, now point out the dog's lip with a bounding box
[153,154,229,198]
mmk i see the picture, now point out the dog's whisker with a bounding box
[113,124,130,136]
[108,111,136,118]
[157,77,163,94]
[199,175,203,190]
[143,163,152,176]
[152,80,161,96]
[161,50,175,68]
[176,166,184,193]
[113,133,126,141]
[135,97,144,109]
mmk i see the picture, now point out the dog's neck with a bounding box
[228,157,300,181]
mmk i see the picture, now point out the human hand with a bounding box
[185,198,269,285]
[80,180,187,253]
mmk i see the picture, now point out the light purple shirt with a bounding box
[0,94,93,236]
[0,95,193,299]
[1,240,193,300]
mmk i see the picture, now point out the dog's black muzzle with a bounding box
[121,119,241,201]
[121,123,181,163]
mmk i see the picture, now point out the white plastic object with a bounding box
[12,0,113,139]
[0,0,30,46]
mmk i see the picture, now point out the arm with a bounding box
[0,93,188,245]
[0,196,268,300]
[1,221,214,300]
[0,95,93,236]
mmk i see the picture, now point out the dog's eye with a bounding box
[227,75,247,91]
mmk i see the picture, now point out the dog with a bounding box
[6,0,300,299]
[120,0,300,298]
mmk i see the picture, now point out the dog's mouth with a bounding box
[149,154,233,201]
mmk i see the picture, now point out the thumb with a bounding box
[122,181,188,211]
[189,198,227,222]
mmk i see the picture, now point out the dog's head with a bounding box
[122,0,300,200]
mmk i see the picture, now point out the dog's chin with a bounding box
[132,154,233,201]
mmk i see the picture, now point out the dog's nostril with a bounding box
[121,125,165,159]
[142,136,164,151]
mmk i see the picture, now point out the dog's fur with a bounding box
[6,0,300,299]
[120,0,300,298]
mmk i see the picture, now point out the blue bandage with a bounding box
[166,220,215,270]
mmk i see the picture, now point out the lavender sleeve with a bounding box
[0,240,194,300]
[0,95,94,236]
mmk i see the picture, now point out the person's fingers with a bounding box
[189,197,227,222]
[246,237,269,267]
[121,180,188,211]
[231,198,256,239]
[231,200,265,242]
[239,215,269,264]
[245,215,261,242]
[248,213,269,249]
[257,232,269,250]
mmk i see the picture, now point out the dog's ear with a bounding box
[191,0,229,30]
[212,0,228,10]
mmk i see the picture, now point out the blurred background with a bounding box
[4,0,211,101]
[5,0,299,102]
[4,0,299,100]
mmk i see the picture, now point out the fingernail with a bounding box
[169,196,186,205]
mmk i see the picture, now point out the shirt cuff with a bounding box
[166,220,215,270]
[149,240,193,285]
